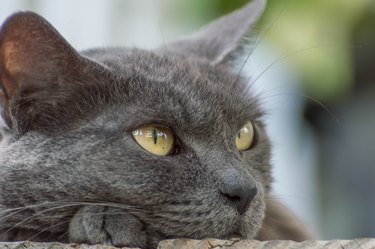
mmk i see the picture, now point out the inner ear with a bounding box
[0,11,78,88]
[0,11,91,132]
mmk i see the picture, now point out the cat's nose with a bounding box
[220,178,257,215]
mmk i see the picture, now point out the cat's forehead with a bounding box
[85,48,263,131]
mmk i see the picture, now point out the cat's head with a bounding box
[0,0,271,244]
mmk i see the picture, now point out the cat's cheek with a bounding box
[242,150,272,192]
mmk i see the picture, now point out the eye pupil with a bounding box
[153,128,157,144]
[237,132,241,139]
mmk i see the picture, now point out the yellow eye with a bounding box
[132,125,174,156]
[235,121,254,151]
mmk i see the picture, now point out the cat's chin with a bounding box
[149,195,266,242]
[214,196,266,241]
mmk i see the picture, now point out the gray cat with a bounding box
[0,0,312,248]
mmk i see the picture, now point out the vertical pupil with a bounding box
[238,131,241,139]
[153,128,157,144]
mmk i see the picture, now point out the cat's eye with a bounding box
[132,125,174,156]
[235,121,254,151]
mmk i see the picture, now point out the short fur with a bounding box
[0,1,312,248]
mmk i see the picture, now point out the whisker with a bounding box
[26,220,71,242]
[6,200,149,213]
[0,203,85,238]
[248,43,362,89]
[237,6,286,78]
[257,91,340,124]
[1,200,152,223]
[235,32,261,81]
[298,93,340,124]
[58,230,69,240]
[0,203,60,224]
[248,45,332,88]
[0,201,151,237]
[241,43,360,123]
[0,203,53,214]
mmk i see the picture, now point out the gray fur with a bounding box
[168,0,266,64]
[0,1,307,248]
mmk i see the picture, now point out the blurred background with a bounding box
[1,0,374,240]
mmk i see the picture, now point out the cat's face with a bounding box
[0,0,270,247]
[78,48,272,239]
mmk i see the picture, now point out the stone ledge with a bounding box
[0,239,374,249]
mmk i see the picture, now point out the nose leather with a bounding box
[220,177,257,215]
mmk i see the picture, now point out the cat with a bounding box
[0,0,312,248]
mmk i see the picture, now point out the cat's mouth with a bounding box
[140,208,260,241]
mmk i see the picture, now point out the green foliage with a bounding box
[167,0,373,101]
[261,0,372,101]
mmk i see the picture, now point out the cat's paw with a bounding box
[69,206,153,248]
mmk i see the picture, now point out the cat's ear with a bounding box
[0,12,95,133]
[167,0,266,65]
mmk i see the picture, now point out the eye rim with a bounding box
[131,124,179,156]
[235,121,256,151]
